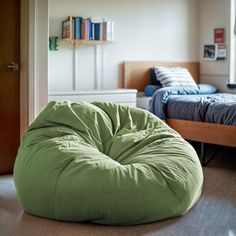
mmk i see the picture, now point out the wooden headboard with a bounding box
[124,61,200,91]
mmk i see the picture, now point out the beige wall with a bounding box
[28,0,49,117]
[35,0,49,113]
[199,0,235,93]
[48,0,200,92]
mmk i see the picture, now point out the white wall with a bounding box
[28,0,49,116]
[48,0,199,92]
[35,0,49,113]
[199,0,235,93]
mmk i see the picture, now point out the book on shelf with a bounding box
[102,21,114,41]
[62,16,73,39]
[99,21,103,41]
[94,23,100,40]
[62,16,114,42]
[87,18,92,40]
[80,18,84,40]
[91,22,95,40]
[72,17,75,39]
[74,17,82,39]
[83,18,87,40]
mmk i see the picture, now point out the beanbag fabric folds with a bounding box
[14,101,203,225]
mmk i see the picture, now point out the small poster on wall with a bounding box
[203,44,227,61]
[214,28,224,44]
[217,44,227,59]
[203,44,217,61]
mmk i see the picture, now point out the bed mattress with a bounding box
[165,93,236,125]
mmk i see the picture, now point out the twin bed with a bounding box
[124,61,236,165]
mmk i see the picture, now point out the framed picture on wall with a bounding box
[203,44,217,61]
[214,28,224,44]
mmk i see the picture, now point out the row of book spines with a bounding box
[62,16,114,41]
[74,17,91,40]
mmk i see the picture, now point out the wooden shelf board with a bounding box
[62,38,113,46]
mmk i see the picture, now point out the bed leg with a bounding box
[200,142,206,166]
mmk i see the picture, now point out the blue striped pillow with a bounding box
[153,67,198,89]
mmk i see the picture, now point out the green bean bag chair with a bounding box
[14,101,203,225]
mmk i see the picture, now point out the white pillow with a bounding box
[153,67,198,89]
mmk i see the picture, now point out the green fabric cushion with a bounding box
[14,101,203,225]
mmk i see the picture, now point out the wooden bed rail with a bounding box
[166,119,236,148]
[123,60,236,150]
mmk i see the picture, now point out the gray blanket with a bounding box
[149,86,236,126]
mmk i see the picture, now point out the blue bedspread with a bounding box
[149,85,236,126]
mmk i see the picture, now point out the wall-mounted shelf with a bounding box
[58,16,115,90]
[62,39,113,47]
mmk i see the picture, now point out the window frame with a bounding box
[229,0,236,86]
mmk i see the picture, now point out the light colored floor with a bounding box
[1,145,236,236]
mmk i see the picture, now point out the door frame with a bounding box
[20,0,48,136]
[20,0,31,136]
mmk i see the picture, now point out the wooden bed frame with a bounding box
[124,61,236,158]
